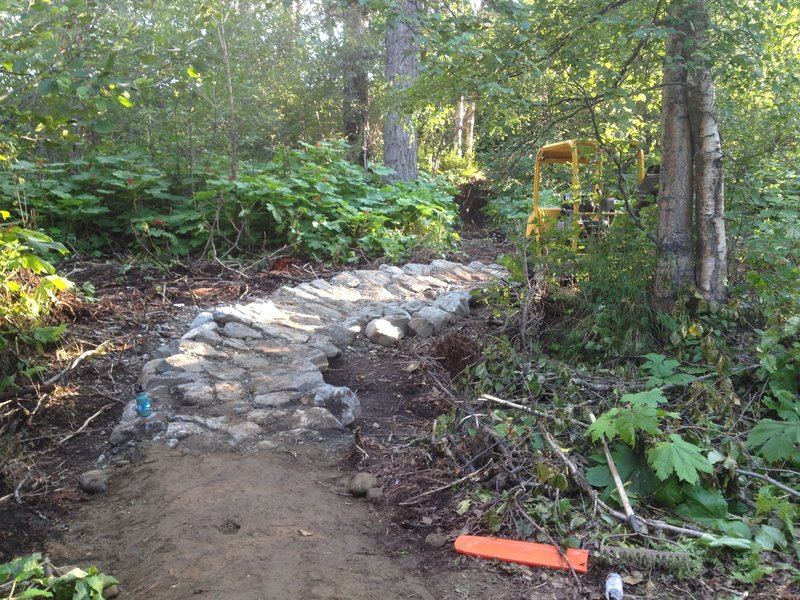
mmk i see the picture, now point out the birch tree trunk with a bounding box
[217,16,238,180]
[465,97,476,155]
[343,0,369,166]
[687,0,727,304]
[454,95,465,157]
[654,0,694,311]
[383,0,419,181]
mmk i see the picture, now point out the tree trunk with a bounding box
[687,1,727,304]
[454,96,465,156]
[383,0,419,181]
[343,0,369,166]
[654,0,694,312]
[465,97,476,155]
[217,17,238,180]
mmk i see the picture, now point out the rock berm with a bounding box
[109,260,506,451]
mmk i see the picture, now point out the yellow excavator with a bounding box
[525,139,654,239]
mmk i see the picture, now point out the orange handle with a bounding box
[454,535,589,573]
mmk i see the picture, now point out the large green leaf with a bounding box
[746,419,800,465]
[647,434,714,485]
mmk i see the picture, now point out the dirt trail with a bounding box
[51,443,475,600]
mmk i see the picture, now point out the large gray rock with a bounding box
[432,290,471,317]
[408,317,435,338]
[312,384,361,426]
[414,306,454,333]
[364,318,405,347]
[179,339,223,357]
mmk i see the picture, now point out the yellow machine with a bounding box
[525,139,646,238]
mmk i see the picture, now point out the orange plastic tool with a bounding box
[454,535,589,573]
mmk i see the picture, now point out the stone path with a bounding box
[108,260,506,453]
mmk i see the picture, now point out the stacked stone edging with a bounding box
[109,259,506,451]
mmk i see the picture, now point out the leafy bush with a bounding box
[0,553,117,600]
[0,211,72,382]
[1,141,460,263]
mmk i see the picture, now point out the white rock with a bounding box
[364,318,405,346]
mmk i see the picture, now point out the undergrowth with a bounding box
[430,189,799,591]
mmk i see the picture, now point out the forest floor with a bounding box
[2,229,786,599]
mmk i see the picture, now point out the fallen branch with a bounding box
[589,411,645,534]
[479,394,589,429]
[0,343,109,402]
[58,403,115,445]
[736,468,800,500]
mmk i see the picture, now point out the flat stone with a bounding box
[290,407,343,430]
[222,321,263,339]
[225,422,263,444]
[432,290,471,317]
[364,318,405,346]
[179,339,223,357]
[221,337,249,351]
[312,384,361,426]
[181,322,222,347]
[253,391,299,408]
[141,370,199,390]
[215,381,247,404]
[164,353,209,373]
[348,472,379,496]
[330,272,361,288]
[79,470,108,494]
[378,264,404,277]
[203,363,248,381]
[232,355,282,370]
[253,323,310,344]
[176,380,215,406]
[403,263,433,276]
[189,311,215,329]
[239,300,287,324]
[212,306,253,326]
[250,368,324,395]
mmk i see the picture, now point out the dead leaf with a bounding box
[402,361,421,373]
[623,571,644,585]
[298,529,314,537]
